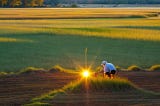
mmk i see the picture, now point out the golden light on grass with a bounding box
[0,37,33,42]
[0,8,159,19]
[1,18,160,41]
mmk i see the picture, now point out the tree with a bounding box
[30,0,37,7]
[9,0,22,7]
[21,0,28,7]
[45,0,60,6]
[0,0,8,7]
[36,0,44,7]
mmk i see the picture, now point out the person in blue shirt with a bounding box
[101,60,116,79]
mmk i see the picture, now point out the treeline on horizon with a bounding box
[0,0,44,7]
[60,0,160,4]
[0,0,160,8]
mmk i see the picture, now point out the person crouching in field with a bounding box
[100,60,117,79]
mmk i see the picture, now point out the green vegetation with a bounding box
[58,0,160,4]
[1,0,160,8]
[0,9,159,72]
[64,77,137,93]
[19,67,46,74]
[0,71,8,76]
[49,65,78,74]
[31,89,66,103]
[115,66,122,71]
[0,33,159,72]
[149,65,160,71]
[0,64,159,77]
[0,0,44,8]
[0,65,78,77]
[127,65,142,71]
[24,102,50,106]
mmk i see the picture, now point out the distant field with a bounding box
[0,8,160,72]
[0,8,160,19]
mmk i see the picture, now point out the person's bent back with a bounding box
[101,61,116,79]
[106,63,116,78]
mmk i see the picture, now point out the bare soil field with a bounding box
[48,92,160,106]
[118,71,160,92]
[0,71,79,106]
[0,71,159,106]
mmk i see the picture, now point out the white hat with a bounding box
[101,61,107,65]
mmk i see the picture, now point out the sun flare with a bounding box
[82,70,90,78]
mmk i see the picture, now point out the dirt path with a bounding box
[0,71,159,106]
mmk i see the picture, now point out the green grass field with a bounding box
[0,8,160,72]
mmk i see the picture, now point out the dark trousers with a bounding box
[104,70,116,78]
